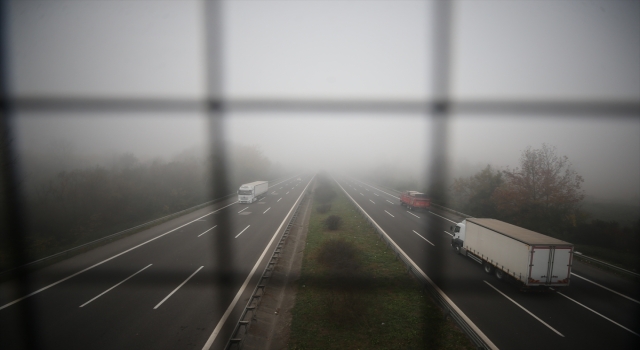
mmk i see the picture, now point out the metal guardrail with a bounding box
[0,192,237,279]
[354,179,474,219]
[225,193,308,349]
[334,177,497,350]
[1,175,297,278]
[430,203,474,219]
[428,203,640,279]
[573,252,640,279]
[365,181,640,280]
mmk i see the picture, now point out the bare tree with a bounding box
[492,144,584,232]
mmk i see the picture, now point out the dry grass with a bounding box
[289,180,475,350]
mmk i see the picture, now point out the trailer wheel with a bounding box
[455,245,461,255]
[495,269,504,280]
[483,262,494,274]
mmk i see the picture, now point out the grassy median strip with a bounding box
[289,177,474,350]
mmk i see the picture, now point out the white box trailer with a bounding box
[237,181,269,203]
[451,218,573,289]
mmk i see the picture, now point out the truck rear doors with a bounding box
[528,246,572,286]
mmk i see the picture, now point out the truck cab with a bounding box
[238,181,269,203]
[238,185,255,203]
[451,221,466,254]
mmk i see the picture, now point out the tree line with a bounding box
[449,144,639,268]
[0,144,282,270]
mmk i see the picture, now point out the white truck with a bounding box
[451,218,573,289]
[237,181,269,203]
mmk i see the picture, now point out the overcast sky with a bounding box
[6,0,640,201]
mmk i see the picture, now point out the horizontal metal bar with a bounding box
[7,97,208,113]
[5,97,639,115]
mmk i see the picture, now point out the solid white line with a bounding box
[556,291,639,337]
[484,281,564,337]
[198,226,217,237]
[412,230,435,246]
[429,211,457,224]
[386,200,394,204]
[351,178,399,199]
[80,264,152,308]
[238,207,248,213]
[333,178,498,350]
[370,199,375,204]
[277,198,282,202]
[263,207,271,214]
[384,210,394,217]
[269,175,303,189]
[571,273,640,304]
[407,211,420,219]
[235,225,251,239]
[0,201,238,312]
[154,266,203,309]
[444,230,454,237]
[202,175,315,350]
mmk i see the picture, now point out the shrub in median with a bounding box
[325,215,342,230]
[315,184,336,204]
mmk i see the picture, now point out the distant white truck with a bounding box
[237,181,269,203]
[451,218,574,289]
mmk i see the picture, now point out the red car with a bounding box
[400,191,430,211]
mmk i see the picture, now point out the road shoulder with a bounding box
[242,181,314,350]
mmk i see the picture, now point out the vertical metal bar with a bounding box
[203,0,235,337]
[424,1,454,347]
[429,0,453,203]
[0,2,40,349]
[426,0,454,280]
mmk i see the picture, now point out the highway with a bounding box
[335,175,640,350]
[0,174,313,350]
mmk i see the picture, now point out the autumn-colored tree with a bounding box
[492,144,584,233]
[450,165,503,217]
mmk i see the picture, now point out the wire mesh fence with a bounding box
[1,2,638,349]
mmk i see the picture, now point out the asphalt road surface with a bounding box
[0,174,314,350]
[335,175,640,350]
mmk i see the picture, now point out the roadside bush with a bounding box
[316,203,331,213]
[315,184,336,204]
[325,215,342,230]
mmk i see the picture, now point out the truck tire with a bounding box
[484,262,494,274]
[455,244,461,255]
[495,269,504,280]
